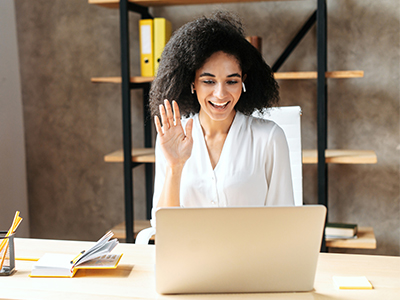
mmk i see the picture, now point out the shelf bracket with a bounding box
[272,10,317,72]
[127,2,153,19]
[129,82,152,90]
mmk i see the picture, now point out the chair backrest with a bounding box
[252,106,303,206]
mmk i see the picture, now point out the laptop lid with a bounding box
[155,205,326,294]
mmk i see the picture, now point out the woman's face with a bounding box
[193,51,244,123]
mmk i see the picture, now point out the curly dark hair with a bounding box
[149,11,279,118]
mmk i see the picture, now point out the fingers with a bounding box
[164,99,174,127]
[154,115,163,136]
[159,103,169,130]
[158,100,182,131]
[155,103,193,143]
[185,118,193,140]
[172,101,181,126]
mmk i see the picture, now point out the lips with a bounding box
[209,101,230,109]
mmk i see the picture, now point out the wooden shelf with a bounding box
[89,0,302,9]
[302,149,377,164]
[111,220,153,240]
[104,148,377,164]
[104,148,155,163]
[326,227,376,249]
[91,76,154,84]
[274,70,364,80]
[91,71,363,84]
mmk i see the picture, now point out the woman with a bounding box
[149,11,294,221]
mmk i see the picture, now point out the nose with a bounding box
[213,83,227,99]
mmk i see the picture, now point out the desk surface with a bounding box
[1,238,399,300]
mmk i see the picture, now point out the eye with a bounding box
[227,80,239,85]
[202,80,215,84]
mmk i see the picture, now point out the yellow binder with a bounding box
[154,18,172,75]
[139,19,154,77]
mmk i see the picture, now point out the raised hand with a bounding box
[154,100,194,168]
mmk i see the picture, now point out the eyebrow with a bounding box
[199,72,242,78]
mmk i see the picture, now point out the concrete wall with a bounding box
[14,0,399,255]
[0,0,29,237]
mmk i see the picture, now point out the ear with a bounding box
[242,74,247,82]
[191,83,195,94]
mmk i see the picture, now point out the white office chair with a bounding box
[135,106,303,244]
[252,106,303,206]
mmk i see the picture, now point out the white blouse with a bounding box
[151,111,294,223]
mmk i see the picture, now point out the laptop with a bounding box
[155,205,326,294]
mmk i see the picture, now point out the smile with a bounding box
[209,101,230,109]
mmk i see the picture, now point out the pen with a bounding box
[70,250,85,264]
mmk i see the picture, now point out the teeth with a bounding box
[210,101,229,107]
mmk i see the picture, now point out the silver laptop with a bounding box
[155,205,326,294]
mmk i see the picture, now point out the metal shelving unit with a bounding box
[90,0,376,250]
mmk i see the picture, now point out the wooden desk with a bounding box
[2,238,399,299]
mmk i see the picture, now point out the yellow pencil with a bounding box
[16,257,40,261]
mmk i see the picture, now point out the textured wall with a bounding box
[15,1,147,240]
[0,0,29,237]
[15,0,399,255]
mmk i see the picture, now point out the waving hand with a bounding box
[154,100,194,167]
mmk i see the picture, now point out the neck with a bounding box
[198,109,236,137]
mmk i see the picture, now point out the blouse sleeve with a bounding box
[150,135,166,227]
[265,124,295,206]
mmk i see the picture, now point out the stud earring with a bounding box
[191,83,195,94]
[242,82,246,93]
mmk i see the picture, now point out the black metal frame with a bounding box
[119,0,133,243]
[271,1,328,251]
[317,0,328,252]
[118,0,329,248]
[120,0,153,243]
